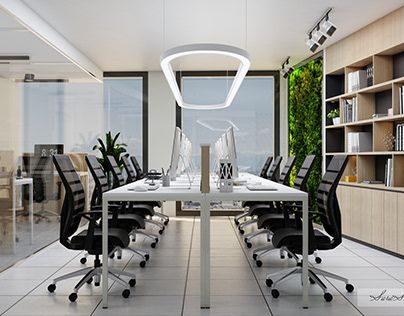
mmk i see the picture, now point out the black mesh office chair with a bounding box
[242,156,296,245]
[122,156,169,225]
[259,156,273,179]
[251,155,316,265]
[85,155,156,266]
[130,155,146,180]
[237,156,285,234]
[265,155,354,302]
[105,155,166,233]
[47,155,136,302]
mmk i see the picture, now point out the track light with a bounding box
[24,73,35,82]
[280,57,294,79]
[306,8,337,52]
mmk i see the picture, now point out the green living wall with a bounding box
[288,58,323,212]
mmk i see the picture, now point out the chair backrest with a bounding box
[122,156,137,183]
[259,156,273,178]
[293,155,316,192]
[106,155,125,188]
[130,156,144,180]
[278,156,296,185]
[32,156,56,202]
[85,155,109,207]
[267,156,283,181]
[53,155,85,248]
[317,155,348,246]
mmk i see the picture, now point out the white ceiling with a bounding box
[0,9,91,80]
[1,0,404,76]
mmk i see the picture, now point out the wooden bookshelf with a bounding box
[324,6,404,256]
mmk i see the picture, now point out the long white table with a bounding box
[101,173,309,309]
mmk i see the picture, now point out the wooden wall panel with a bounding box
[383,191,398,252]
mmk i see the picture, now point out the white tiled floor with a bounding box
[0,216,403,316]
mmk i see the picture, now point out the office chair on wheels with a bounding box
[264,155,354,302]
[122,156,169,225]
[47,155,136,302]
[250,155,316,266]
[85,155,156,267]
[237,156,283,234]
[106,156,166,234]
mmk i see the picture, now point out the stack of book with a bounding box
[399,86,404,114]
[396,123,404,151]
[347,70,367,93]
[343,97,358,123]
[385,158,393,187]
[366,64,374,87]
[347,132,372,152]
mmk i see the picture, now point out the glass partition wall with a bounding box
[0,76,145,272]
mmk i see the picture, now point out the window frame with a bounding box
[103,71,149,171]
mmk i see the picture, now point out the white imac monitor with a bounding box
[226,126,239,178]
[178,132,192,173]
[169,127,182,180]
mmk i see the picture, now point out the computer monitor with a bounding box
[225,127,239,178]
[169,127,182,180]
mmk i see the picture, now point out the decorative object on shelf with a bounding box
[382,132,396,151]
[93,131,128,176]
[161,44,250,110]
[344,166,357,182]
[343,97,357,123]
[385,158,393,187]
[305,7,337,52]
[399,86,404,114]
[396,123,404,151]
[388,108,393,116]
[327,108,340,125]
[366,63,374,87]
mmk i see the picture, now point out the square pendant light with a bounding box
[160,43,250,110]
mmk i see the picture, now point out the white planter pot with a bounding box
[333,117,340,125]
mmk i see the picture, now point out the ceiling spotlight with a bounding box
[24,73,35,82]
[306,36,319,53]
[280,57,294,79]
[312,27,327,45]
[306,8,336,52]
[320,18,337,36]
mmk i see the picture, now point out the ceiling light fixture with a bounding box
[160,43,250,110]
[306,7,337,53]
[280,57,294,79]
[24,73,35,82]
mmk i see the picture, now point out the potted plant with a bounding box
[327,108,340,125]
[93,131,128,185]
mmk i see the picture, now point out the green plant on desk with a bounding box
[93,131,128,173]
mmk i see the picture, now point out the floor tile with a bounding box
[0,267,60,280]
[0,296,21,314]
[362,256,404,267]
[189,256,248,267]
[187,267,255,280]
[0,279,43,296]
[186,278,261,296]
[379,266,404,280]
[183,295,271,316]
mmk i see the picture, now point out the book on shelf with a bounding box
[396,123,404,151]
[347,70,367,93]
[343,97,358,123]
[400,86,404,115]
[347,132,372,152]
[362,180,383,184]
[385,158,393,187]
[366,64,373,87]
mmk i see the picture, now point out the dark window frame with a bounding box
[103,71,149,172]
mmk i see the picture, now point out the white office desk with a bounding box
[101,173,309,309]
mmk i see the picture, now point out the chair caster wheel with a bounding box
[151,242,156,248]
[315,257,322,264]
[140,260,146,268]
[47,284,56,293]
[346,283,354,293]
[117,256,122,260]
[68,293,78,302]
[288,254,293,259]
[145,254,150,261]
[80,257,87,264]
[252,254,258,260]
[164,219,169,225]
[94,282,100,286]
[86,277,93,284]
[109,253,115,259]
[246,242,252,248]
[256,260,262,267]
[129,279,136,287]
[234,220,239,225]
[271,289,280,298]
[324,292,333,302]
[280,255,285,259]
[244,238,248,243]
[122,289,130,298]
[309,277,315,284]
[239,229,245,235]
[266,279,273,287]
[158,229,164,235]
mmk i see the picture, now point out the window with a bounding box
[180,72,277,174]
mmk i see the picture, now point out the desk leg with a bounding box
[200,195,210,309]
[302,196,309,309]
[12,182,16,254]
[102,199,109,309]
[29,183,33,244]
